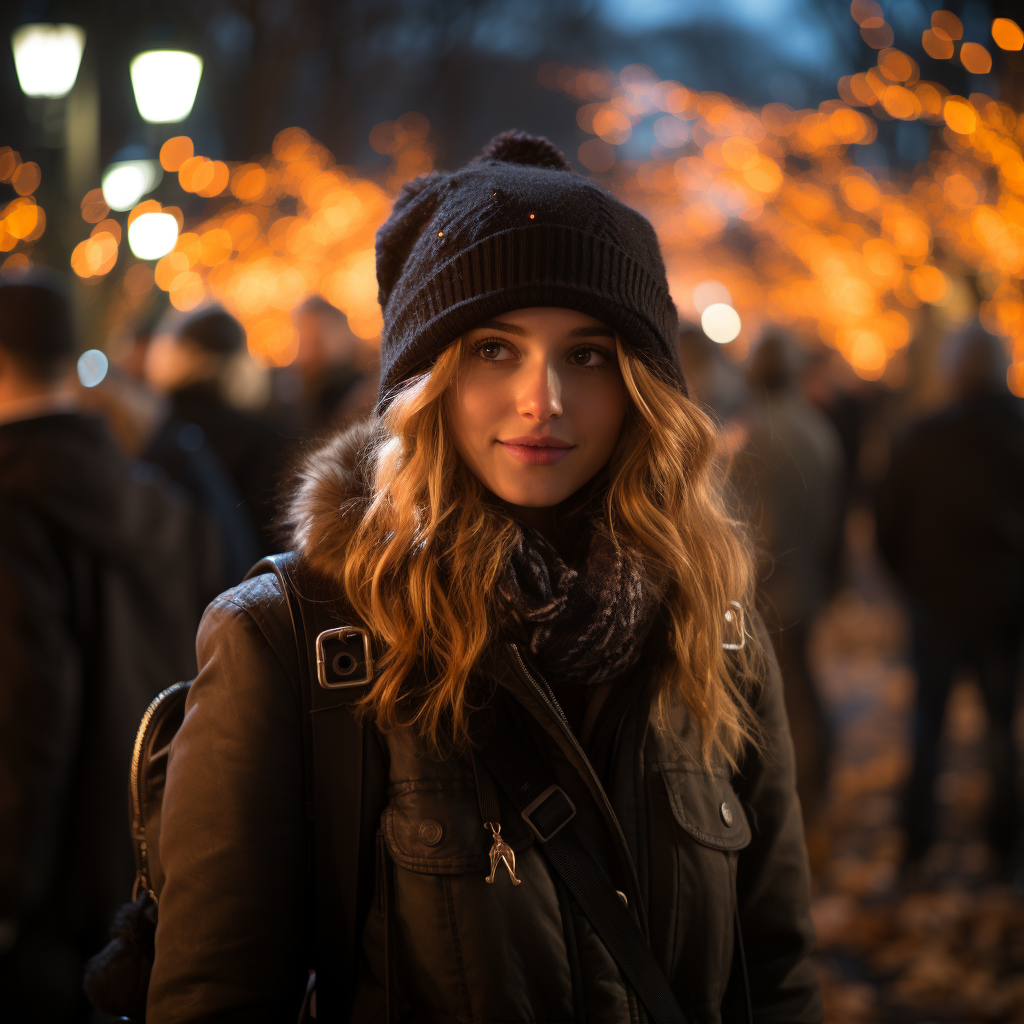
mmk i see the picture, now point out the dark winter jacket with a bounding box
[158,381,293,552]
[0,412,222,1021]
[148,421,822,1024]
[876,393,1024,631]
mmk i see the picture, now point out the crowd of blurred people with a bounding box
[682,310,1024,894]
[1,267,1022,1020]
[0,272,378,1020]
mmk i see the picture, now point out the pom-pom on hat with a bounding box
[375,130,683,403]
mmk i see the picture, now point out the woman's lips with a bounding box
[497,438,576,465]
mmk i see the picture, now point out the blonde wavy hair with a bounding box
[341,337,762,767]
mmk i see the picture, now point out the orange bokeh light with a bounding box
[80,189,109,224]
[11,161,40,196]
[960,42,993,75]
[992,18,1024,51]
[932,10,963,41]
[160,136,194,172]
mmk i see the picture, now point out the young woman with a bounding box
[147,133,822,1023]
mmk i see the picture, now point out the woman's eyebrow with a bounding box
[473,320,528,336]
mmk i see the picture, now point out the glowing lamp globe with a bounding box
[130,50,203,124]
[701,303,742,344]
[128,212,179,260]
[102,160,162,212]
[11,23,86,98]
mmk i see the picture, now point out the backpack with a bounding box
[83,552,388,1023]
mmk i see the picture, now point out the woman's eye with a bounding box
[570,347,609,367]
[475,340,514,361]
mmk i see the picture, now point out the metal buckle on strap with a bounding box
[521,784,576,842]
[315,626,374,689]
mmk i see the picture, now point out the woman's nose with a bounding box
[516,360,563,421]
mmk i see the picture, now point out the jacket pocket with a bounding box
[383,778,533,873]
[656,765,752,851]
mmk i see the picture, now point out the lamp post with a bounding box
[10,23,94,268]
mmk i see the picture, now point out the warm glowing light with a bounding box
[11,162,40,197]
[944,98,978,135]
[932,10,963,40]
[77,350,108,387]
[71,232,118,278]
[701,302,741,343]
[11,23,85,98]
[160,136,194,172]
[80,189,109,224]
[992,18,1024,51]
[960,43,993,75]
[909,265,948,304]
[850,1,883,27]
[130,50,203,123]
[231,164,268,201]
[4,199,45,241]
[879,49,916,83]
[593,107,633,145]
[0,148,18,182]
[861,20,894,49]
[128,212,179,259]
[922,29,955,60]
[101,160,162,212]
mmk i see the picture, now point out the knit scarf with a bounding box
[503,521,665,687]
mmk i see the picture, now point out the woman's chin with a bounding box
[491,486,574,511]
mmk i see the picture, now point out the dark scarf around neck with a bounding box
[503,520,665,687]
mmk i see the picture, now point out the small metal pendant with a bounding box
[484,822,521,886]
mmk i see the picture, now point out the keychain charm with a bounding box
[484,822,521,885]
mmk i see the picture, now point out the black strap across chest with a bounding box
[473,700,691,1024]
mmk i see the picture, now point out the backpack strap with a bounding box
[473,698,691,1024]
[247,553,387,1023]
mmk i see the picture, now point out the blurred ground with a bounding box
[811,510,1024,1023]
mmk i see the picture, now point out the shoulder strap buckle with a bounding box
[316,626,374,688]
[520,784,576,842]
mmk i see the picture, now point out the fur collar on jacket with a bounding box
[285,418,378,584]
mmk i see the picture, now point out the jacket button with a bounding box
[419,819,444,846]
[720,802,734,827]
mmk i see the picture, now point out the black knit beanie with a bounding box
[375,131,683,402]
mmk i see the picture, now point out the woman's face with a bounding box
[447,307,627,512]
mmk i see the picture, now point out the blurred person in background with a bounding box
[876,324,1024,884]
[143,306,290,555]
[732,334,845,837]
[0,273,222,1021]
[676,321,750,426]
[282,295,379,435]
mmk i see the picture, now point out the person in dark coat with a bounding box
[731,335,844,831]
[876,325,1024,878]
[0,274,222,1022]
[286,295,379,434]
[143,306,290,554]
[148,134,821,1022]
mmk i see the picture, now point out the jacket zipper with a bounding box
[509,643,573,736]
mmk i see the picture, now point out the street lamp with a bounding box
[130,50,203,123]
[11,23,86,98]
